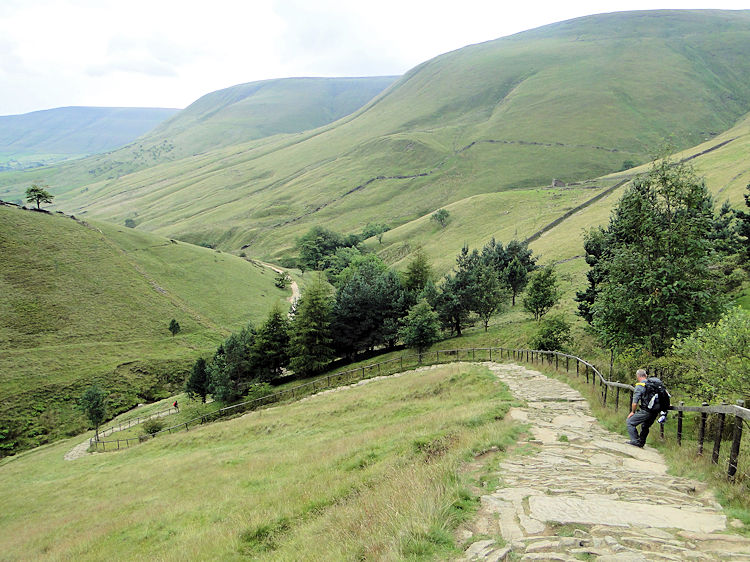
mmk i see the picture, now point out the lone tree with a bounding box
[25,184,54,210]
[168,319,181,337]
[431,208,450,228]
[80,385,107,438]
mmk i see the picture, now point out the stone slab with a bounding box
[528,495,726,533]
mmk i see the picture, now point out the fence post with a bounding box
[585,365,589,384]
[698,403,709,456]
[728,400,745,480]
[603,382,608,406]
[677,402,684,446]
[615,387,620,411]
[712,407,726,465]
[555,354,559,370]
[489,348,492,361]
[576,360,579,376]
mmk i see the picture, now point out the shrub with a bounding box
[142,418,164,436]
[531,314,572,351]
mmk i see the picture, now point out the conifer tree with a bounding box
[186,357,209,402]
[253,305,291,382]
[523,266,560,321]
[289,274,334,377]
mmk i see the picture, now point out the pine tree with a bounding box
[289,274,334,377]
[186,358,210,402]
[253,305,291,382]
[403,245,434,293]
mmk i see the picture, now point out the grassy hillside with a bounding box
[0,205,290,455]
[18,9,750,259]
[0,363,519,560]
[0,77,396,199]
[0,107,177,172]
[365,105,750,285]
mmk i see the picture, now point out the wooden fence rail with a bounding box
[89,347,749,480]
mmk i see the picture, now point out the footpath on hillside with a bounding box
[461,362,750,561]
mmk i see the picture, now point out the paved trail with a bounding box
[461,362,750,561]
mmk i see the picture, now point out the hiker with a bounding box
[173,400,179,411]
[626,368,668,448]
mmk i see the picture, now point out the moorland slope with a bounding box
[0,107,178,171]
[30,9,750,260]
[0,77,396,198]
[0,204,289,454]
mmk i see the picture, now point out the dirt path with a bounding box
[64,406,180,461]
[461,362,750,561]
[260,262,300,304]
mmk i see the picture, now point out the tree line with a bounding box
[184,235,561,405]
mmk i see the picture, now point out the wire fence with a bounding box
[89,347,749,482]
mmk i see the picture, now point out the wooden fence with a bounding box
[89,347,749,481]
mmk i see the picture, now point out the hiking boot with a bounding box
[627,441,644,448]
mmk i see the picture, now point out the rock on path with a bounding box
[461,362,750,561]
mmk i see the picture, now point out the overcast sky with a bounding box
[1,1,748,116]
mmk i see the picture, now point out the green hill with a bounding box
[0,77,396,198]
[0,205,290,455]
[20,9,750,260]
[0,107,178,171]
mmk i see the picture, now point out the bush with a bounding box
[142,418,164,436]
[531,314,572,351]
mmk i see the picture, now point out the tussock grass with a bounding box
[0,363,521,560]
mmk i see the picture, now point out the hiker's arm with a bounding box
[627,402,637,418]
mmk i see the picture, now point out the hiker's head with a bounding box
[635,369,647,381]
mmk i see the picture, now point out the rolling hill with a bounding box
[13,9,749,262]
[0,76,396,199]
[0,106,178,171]
[0,204,291,455]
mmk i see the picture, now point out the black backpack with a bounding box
[641,377,671,413]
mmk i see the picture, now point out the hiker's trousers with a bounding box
[627,409,658,445]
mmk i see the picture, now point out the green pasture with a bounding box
[0,363,521,560]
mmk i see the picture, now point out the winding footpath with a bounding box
[461,362,750,561]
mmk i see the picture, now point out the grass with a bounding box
[0,206,290,455]
[0,363,522,560]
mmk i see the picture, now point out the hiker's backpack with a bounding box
[641,377,671,413]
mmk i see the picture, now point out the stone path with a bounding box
[460,362,750,561]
